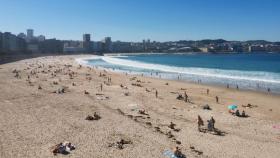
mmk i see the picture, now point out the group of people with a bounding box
[197,115,216,132]
[229,109,247,117]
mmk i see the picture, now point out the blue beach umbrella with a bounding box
[228,105,238,110]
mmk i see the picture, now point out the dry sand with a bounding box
[0,55,279,158]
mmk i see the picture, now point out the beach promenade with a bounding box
[0,55,279,158]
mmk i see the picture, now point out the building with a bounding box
[27,43,39,53]
[26,29,34,42]
[83,34,91,42]
[199,47,209,53]
[17,33,26,39]
[2,32,17,52]
[249,45,266,52]
[92,41,103,54]
[37,35,45,42]
[63,40,84,53]
[266,45,280,52]
[82,34,92,53]
[39,39,63,53]
[103,37,112,53]
[1,32,27,53]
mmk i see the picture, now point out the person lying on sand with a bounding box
[177,94,184,100]
[52,142,75,155]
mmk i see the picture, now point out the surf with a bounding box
[100,56,280,84]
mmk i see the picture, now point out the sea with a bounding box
[77,53,280,94]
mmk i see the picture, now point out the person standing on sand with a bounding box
[184,91,188,102]
[198,115,204,132]
[155,90,158,98]
[215,96,219,103]
[100,83,103,91]
[210,116,215,130]
[207,89,209,95]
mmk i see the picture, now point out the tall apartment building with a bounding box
[83,34,92,53]
[103,37,112,53]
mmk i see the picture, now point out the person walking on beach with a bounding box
[210,116,215,130]
[227,84,229,89]
[207,89,209,95]
[155,90,158,98]
[198,115,204,132]
[215,96,219,103]
[184,91,188,102]
[100,83,103,91]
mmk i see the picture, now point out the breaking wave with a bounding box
[76,55,280,93]
[100,56,280,84]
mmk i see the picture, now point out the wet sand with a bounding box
[0,55,279,158]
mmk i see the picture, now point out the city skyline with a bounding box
[0,0,280,42]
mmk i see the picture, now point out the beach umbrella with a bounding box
[228,105,238,110]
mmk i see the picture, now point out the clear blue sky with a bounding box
[0,0,279,42]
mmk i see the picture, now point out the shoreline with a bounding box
[77,55,280,95]
[0,55,280,158]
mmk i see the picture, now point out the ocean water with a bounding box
[77,53,280,94]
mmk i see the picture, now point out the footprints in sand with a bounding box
[115,108,184,147]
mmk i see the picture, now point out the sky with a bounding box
[0,0,280,42]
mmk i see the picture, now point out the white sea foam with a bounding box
[75,56,102,66]
[100,56,280,84]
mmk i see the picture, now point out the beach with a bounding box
[0,55,279,158]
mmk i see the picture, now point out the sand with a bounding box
[0,55,279,158]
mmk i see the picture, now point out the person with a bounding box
[207,89,209,95]
[267,88,271,93]
[198,115,204,132]
[236,85,239,90]
[155,90,158,98]
[184,92,188,102]
[215,96,219,103]
[100,83,103,91]
[229,109,234,114]
[241,110,246,117]
[227,84,229,89]
[207,120,214,131]
[235,109,240,117]
[210,116,215,130]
